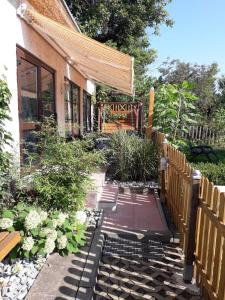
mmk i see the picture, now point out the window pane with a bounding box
[41,68,54,117]
[23,130,39,164]
[71,85,79,124]
[83,93,87,132]
[87,95,91,132]
[21,59,38,122]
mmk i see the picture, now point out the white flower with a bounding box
[57,213,68,226]
[57,235,67,250]
[39,211,48,222]
[25,210,42,231]
[44,237,55,254]
[75,211,87,225]
[52,219,58,228]
[22,236,34,252]
[0,218,13,229]
[12,262,23,274]
[42,228,57,241]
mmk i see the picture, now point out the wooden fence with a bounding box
[180,125,225,145]
[153,131,225,300]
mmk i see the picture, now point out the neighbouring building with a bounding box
[0,0,134,162]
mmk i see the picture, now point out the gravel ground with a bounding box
[0,209,103,300]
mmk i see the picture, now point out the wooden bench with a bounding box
[0,231,21,261]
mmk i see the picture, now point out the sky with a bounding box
[147,0,225,78]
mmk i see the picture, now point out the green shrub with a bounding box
[110,131,159,182]
[21,118,105,212]
[0,203,87,258]
[191,162,225,185]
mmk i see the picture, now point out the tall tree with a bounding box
[66,0,173,80]
[158,59,220,120]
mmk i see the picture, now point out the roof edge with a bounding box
[60,0,81,33]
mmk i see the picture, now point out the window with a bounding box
[64,78,80,137]
[83,91,92,132]
[17,46,55,161]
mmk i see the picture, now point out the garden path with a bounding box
[94,187,202,300]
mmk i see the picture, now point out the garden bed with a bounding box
[0,209,103,300]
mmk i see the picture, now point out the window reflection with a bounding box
[21,59,38,122]
[41,68,54,118]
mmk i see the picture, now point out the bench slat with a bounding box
[0,232,9,243]
[0,232,21,261]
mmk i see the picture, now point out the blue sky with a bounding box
[147,0,225,78]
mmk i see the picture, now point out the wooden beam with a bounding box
[146,87,155,139]
[0,232,21,261]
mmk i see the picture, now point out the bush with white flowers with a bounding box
[0,203,86,258]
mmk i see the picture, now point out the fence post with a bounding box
[159,137,168,202]
[183,169,201,283]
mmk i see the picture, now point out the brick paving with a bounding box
[94,238,202,300]
[94,188,202,300]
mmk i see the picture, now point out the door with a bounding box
[17,46,55,161]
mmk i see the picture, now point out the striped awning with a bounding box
[18,6,134,95]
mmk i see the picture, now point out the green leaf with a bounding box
[31,228,39,237]
[2,210,14,218]
[31,245,39,255]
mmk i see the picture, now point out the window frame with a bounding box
[64,77,80,137]
[16,45,56,161]
[83,90,92,133]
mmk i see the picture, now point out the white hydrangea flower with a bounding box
[57,235,67,250]
[42,228,57,241]
[0,218,13,229]
[22,236,34,252]
[12,262,24,274]
[75,211,87,225]
[57,213,68,226]
[52,219,58,228]
[25,210,42,231]
[39,211,48,222]
[44,237,55,254]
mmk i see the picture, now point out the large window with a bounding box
[17,46,55,161]
[83,91,92,133]
[64,78,80,137]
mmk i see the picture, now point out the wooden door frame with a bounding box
[16,45,56,160]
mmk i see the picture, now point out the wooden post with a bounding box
[160,137,168,202]
[146,87,155,139]
[183,169,201,283]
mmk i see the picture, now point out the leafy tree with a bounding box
[153,81,198,144]
[158,59,219,121]
[66,0,173,92]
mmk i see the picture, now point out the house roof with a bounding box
[27,0,80,31]
[19,4,134,95]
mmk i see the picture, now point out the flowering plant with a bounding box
[0,203,87,258]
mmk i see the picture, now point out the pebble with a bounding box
[0,256,46,300]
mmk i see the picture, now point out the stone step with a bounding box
[98,184,119,212]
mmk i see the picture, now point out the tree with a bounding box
[158,59,220,121]
[66,0,173,81]
[153,81,198,144]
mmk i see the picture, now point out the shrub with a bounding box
[21,118,105,212]
[191,162,225,185]
[110,131,159,182]
[0,78,14,208]
[0,203,87,258]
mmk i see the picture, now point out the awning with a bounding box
[18,6,134,95]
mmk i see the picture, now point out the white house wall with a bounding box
[0,0,96,158]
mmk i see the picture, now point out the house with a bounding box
[0,0,134,161]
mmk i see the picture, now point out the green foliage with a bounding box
[110,131,159,182]
[158,59,220,121]
[153,82,198,144]
[0,203,87,258]
[191,162,225,185]
[0,78,14,206]
[66,0,173,101]
[22,118,105,212]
